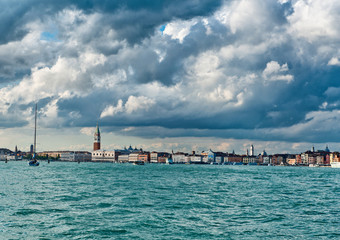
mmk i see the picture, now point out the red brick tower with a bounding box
[93,123,101,151]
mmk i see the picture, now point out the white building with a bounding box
[128,153,139,163]
[92,150,117,162]
[92,145,141,162]
[190,155,203,163]
[60,151,92,162]
[118,154,129,163]
[172,152,187,163]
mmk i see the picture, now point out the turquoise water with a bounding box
[0,162,339,239]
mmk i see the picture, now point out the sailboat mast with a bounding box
[33,103,37,158]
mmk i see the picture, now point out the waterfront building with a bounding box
[150,152,171,163]
[0,151,5,161]
[129,153,141,163]
[299,149,330,166]
[118,154,129,163]
[129,148,149,163]
[207,149,216,163]
[215,153,224,164]
[93,123,101,151]
[188,151,203,164]
[295,154,302,165]
[258,150,268,164]
[150,152,159,163]
[203,150,225,164]
[262,155,271,165]
[38,151,65,159]
[287,155,297,165]
[92,150,120,162]
[272,154,288,165]
[243,155,257,164]
[300,152,312,165]
[184,155,191,163]
[92,145,141,162]
[60,151,92,162]
[308,155,317,165]
[138,152,150,163]
[330,152,340,164]
[172,152,187,164]
[324,154,330,165]
[316,155,324,165]
[224,153,243,164]
[0,148,14,161]
[158,155,171,163]
[201,151,209,163]
[6,155,17,161]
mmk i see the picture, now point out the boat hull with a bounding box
[330,162,340,168]
[29,161,39,166]
[133,161,145,165]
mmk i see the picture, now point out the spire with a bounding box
[96,122,100,134]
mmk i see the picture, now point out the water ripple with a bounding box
[0,162,339,239]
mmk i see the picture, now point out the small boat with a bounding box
[330,162,340,168]
[29,104,39,167]
[29,158,39,166]
[133,161,145,165]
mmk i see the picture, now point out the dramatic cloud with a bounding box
[1,0,340,153]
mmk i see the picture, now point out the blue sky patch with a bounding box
[159,24,166,33]
[40,31,58,42]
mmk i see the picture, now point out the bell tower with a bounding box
[93,123,101,151]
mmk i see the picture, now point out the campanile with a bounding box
[93,123,101,151]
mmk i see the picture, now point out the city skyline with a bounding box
[1,1,340,154]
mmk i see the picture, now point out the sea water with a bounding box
[0,162,339,239]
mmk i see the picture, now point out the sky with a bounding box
[1,0,340,155]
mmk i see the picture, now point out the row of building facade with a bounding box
[91,147,336,166]
[2,146,338,166]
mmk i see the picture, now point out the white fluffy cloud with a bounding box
[287,0,340,42]
[262,61,294,83]
[100,96,155,118]
[328,57,340,66]
[163,19,198,43]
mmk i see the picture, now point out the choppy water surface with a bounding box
[0,162,339,239]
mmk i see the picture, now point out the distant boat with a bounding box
[29,104,39,167]
[309,164,320,168]
[330,162,340,168]
[133,161,145,165]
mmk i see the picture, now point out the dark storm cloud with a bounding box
[0,0,224,44]
[2,0,340,146]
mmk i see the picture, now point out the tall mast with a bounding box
[33,103,37,159]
